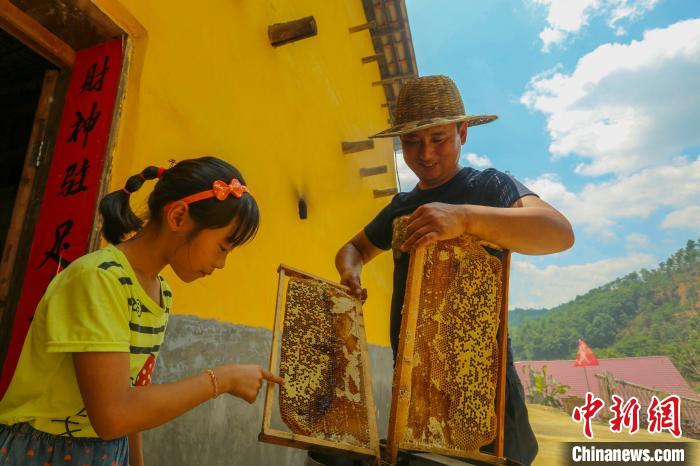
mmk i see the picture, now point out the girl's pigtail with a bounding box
[99,166,162,244]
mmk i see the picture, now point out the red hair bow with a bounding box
[173,178,250,206]
[212,179,248,200]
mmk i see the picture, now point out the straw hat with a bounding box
[370,75,497,138]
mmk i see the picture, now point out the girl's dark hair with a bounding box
[99,156,260,246]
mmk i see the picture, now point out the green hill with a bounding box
[508,307,551,328]
[510,238,700,391]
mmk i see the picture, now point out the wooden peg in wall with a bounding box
[268,16,317,47]
[373,188,398,198]
[360,166,388,177]
[349,20,376,33]
[342,140,374,154]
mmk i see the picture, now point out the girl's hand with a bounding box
[216,364,284,403]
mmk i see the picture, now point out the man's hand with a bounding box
[340,270,368,303]
[401,203,468,252]
[336,231,382,302]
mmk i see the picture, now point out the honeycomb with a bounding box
[278,276,371,448]
[392,216,502,454]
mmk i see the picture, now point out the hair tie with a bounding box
[122,188,132,195]
[157,167,166,178]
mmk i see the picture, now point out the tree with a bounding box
[509,238,699,390]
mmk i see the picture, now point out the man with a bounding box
[335,75,574,465]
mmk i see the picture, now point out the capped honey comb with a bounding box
[387,216,507,463]
[279,277,371,446]
[260,265,380,462]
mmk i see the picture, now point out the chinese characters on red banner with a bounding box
[572,392,682,438]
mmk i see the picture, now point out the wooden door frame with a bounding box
[0,0,76,68]
[0,0,145,369]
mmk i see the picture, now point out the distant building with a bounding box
[515,356,699,401]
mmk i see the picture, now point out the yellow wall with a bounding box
[98,0,396,345]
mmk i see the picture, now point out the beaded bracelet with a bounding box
[205,368,219,399]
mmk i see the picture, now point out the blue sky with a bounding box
[402,0,700,309]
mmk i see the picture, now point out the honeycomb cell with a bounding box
[278,277,372,448]
[392,216,502,454]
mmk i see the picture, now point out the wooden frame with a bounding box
[386,241,511,465]
[88,35,133,250]
[259,264,380,463]
[0,70,58,314]
[494,253,511,458]
[0,69,65,373]
[0,0,75,68]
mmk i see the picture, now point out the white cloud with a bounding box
[522,19,700,176]
[463,152,492,168]
[607,0,659,34]
[661,205,700,231]
[625,233,651,249]
[525,157,700,236]
[533,0,599,51]
[509,252,655,309]
[539,26,567,51]
[531,0,659,51]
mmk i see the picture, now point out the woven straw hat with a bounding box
[370,75,497,138]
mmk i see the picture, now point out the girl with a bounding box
[0,156,283,466]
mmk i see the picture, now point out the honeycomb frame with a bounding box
[259,264,381,462]
[386,219,511,465]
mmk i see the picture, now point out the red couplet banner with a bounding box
[0,37,124,396]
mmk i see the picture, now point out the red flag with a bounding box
[574,338,599,367]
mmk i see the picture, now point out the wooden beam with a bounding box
[371,25,405,36]
[277,264,352,293]
[372,73,415,86]
[348,20,375,33]
[259,429,375,460]
[361,53,384,64]
[359,165,387,177]
[386,245,426,464]
[8,0,122,50]
[341,139,374,154]
[261,268,287,439]
[355,298,381,465]
[495,252,511,458]
[373,188,398,198]
[0,0,75,67]
[268,16,317,47]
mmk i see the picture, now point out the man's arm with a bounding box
[401,195,574,255]
[335,230,384,300]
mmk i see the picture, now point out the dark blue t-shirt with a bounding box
[364,166,535,355]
